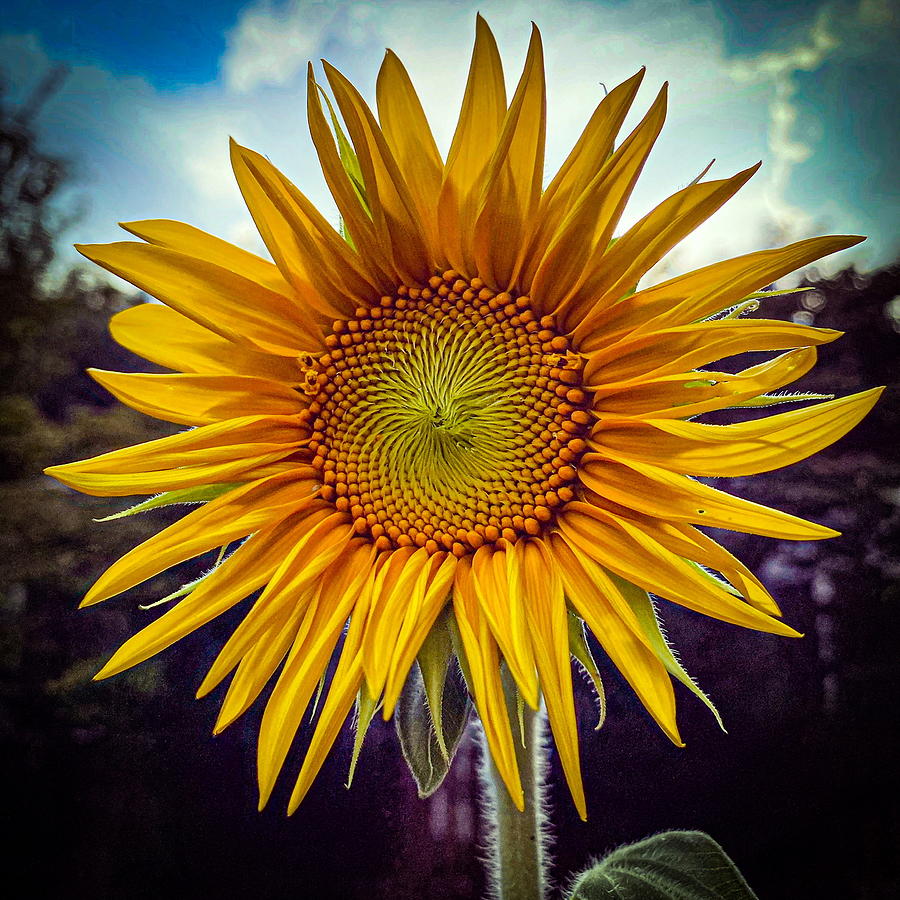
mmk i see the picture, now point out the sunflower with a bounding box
[46,17,881,821]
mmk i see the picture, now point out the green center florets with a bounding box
[308,270,591,556]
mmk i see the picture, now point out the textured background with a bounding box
[2,8,899,897]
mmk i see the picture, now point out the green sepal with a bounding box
[309,670,328,723]
[699,286,811,323]
[745,286,811,301]
[610,573,724,731]
[732,391,834,408]
[567,830,758,899]
[417,608,455,763]
[395,650,472,798]
[446,605,474,696]
[515,686,526,748]
[687,158,715,186]
[315,84,369,215]
[140,573,206,610]
[94,483,240,522]
[338,217,355,250]
[139,542,231,610]
[720,299,760,319]
[684,560,741,598]
[567,612,606,730]
[346,681,379,787]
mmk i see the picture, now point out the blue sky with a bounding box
[3,0,898,284]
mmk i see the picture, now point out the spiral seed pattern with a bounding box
[307,270,590,556]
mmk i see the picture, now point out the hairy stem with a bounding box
[478,689,549,900]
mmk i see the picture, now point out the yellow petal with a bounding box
[452,559,523,810]
[590,347,818,418]
[474,23,546,290]
[47,452,294,498]
[574,234,864,351]
[531,85,668,320]
[44,414,308,496]
[323,60,432,282]
[360,546,426,699]
[471,546,539,709]
[556,502,799,636]
[382,553,457,716]
[517,539,586,820]
[79,471,323,606]
[574,162,761,318]
[519,68,645,288]
[108,304,306,383]
[199,511,352,701]
[231,139,382,316]
[591,387,884,476]
[256,542,375,808]
[88,369,304,426]
[120,218,294,296]
[287,584,372,813]
[583,318,840,386]
[287,650,363,814]
[437,13,507,276]
[49,416,304,474]
[306,64,397,285]
[376,50,443,253]
[579,453,839,540]
[94,514,307,679]
[652,521,782,616]
[549,533,682,746]
[214,586,316,733]
[574,494,783,616]
[76,242,320,356]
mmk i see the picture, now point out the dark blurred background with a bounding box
[2,76,898,899]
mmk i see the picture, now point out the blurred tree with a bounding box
[0,72,182,889]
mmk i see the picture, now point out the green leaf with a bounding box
[609,573,724,731]
[395,648,471,798]
[94,483,239,522]
[568,830,759,899]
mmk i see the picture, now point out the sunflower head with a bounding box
[309,278,589,556]
[46,15,881,820]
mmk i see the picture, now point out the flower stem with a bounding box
[478,690,548,900]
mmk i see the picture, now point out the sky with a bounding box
[2,0,898,288]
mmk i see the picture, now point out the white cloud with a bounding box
[729,7,839,241]
[2,0,892,292]
[218,0,781,279]
[222,0,338,93]
[728,0,898,256]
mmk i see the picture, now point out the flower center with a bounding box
[307,270,590,556]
